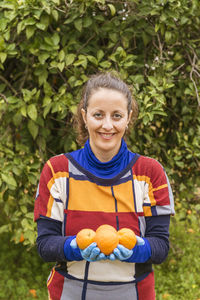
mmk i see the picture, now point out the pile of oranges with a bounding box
[76,224,137,255]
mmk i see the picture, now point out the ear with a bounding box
[81,108,87,125]
[127,110,133,125]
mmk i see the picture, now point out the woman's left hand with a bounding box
[109,236,151,263]
[112,244,133,260]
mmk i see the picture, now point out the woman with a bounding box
[34,72,175,300]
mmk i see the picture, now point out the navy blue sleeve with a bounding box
[145,215,170,264]
[36,215,170,264]
[36,218,67,262]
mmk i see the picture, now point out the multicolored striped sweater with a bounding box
[34,149,174,299]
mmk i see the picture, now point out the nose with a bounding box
[102,116,113,131]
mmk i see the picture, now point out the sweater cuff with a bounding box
[146,236,169,264]
[63,236,83,261]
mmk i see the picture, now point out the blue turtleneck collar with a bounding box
[69,139,135,179]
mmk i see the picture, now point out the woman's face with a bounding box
[81,88,132,162]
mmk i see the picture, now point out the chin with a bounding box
[97,142,117,153]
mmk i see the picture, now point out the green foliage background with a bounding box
[0,0,200,299]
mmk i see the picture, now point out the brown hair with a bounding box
[74,72,138,146]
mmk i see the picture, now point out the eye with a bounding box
[113,113,122,119]
[93,112,103,118]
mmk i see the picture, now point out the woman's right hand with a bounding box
[70,237,107,262]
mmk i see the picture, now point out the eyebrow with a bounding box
[92,109,124,113]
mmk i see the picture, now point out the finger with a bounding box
[82,242,97,257]
[97,253,107,261]
[109,253,116,261]
[136,236,145,246]
[117,244,127,252]
[70,238,77,249]
[90,247,100,260]
[113,248,122,259]
[117,244,130,256]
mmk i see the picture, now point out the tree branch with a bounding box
[186,46,200,107]
[0,93,8,104]
[0,75,18,95]
[76,33,96,55]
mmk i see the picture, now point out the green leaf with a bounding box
[58,49,65,62]
[43,103,52,118]
[132,75,145,84]
[28,120,39,139]
[0,224,11,234]
[27,104,37,121]
[142,32,150,46]
[65,54,76,66]
[87,55,98,66]
[36,23,46,30]
[97,50,104,61]
[24,229,36,244]
[99,60,111,68]
[74,55,87,69]
[36,135,46,151]
[0,18,8,31]
[74,19,82,32]
[83,17,93,28]
[17,21,25,34]
[21,206,27,214]
[13,112,22,126]
[165,31,172,43]
[1,173,17,187]
[108,4,116,16]
[0,52,7,63]
[155,23,160,33]
[20,105,27,117]
[143,115,149,125]
[24,17,36,26]
[148,76,159,87]
[153,110,167,116]
[40,14,49,27]
[52,9,59,21]
[109,33,118,43]
[26,26,35,39]
[52,33,60,46]
[38,53,50,64]
[43,96,52,107]
[57,62,65,72]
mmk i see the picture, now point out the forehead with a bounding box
[88,88,128,110]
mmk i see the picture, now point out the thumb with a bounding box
[70,238,78,249]
[136,236,145,246]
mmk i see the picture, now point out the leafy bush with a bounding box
[0,232,51,300]
[0,0,199,246]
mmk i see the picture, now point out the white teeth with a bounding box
[100,133,114,139]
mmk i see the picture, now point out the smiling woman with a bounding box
[75,72,138,148]
[34,72,175,300]
[81,88,132,162]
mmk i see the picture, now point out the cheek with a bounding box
[115,120,128,131]
[87,119,101,130]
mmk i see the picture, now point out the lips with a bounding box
[98,132,115,140]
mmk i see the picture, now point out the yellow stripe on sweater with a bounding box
[47,267,55,287]
[152,184,168,191]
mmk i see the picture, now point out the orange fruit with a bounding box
[19,233,25,243]
[29,289,37,298]
[96,224,117,233]
[76,228,96,250]
[117,228,137,249]
[94,225,119,255]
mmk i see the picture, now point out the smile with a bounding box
[98,133,116,139]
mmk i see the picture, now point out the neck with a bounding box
[89,143,121,162]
